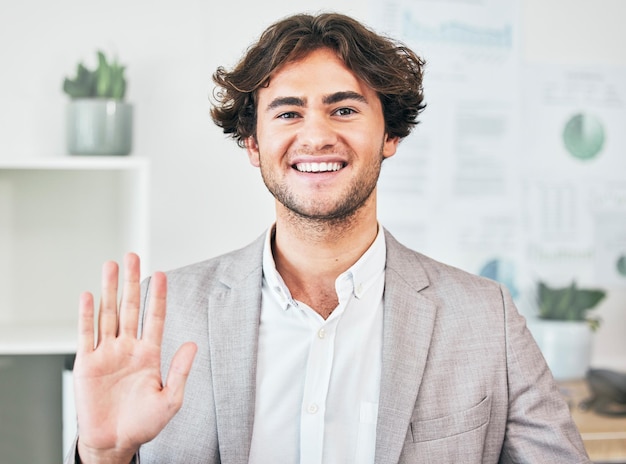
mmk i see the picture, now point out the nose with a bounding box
[297,112,338,151]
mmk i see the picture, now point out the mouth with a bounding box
[293,161,345,173]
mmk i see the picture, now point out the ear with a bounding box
[382,134,399,160]
[245,136,261,167]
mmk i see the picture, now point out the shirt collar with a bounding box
[262,225,386,310]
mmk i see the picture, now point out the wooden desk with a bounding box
[560,380,626,463]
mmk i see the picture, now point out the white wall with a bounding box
[523,0,626,66]
[1,0,624,364]
[1,0,367,274]
[2,0,625,269]
[522,0,626,369]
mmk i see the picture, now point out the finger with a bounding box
[163,342,198,411]
[97,260,119,343]
[142,271,167,347]
[78,291,95,353]
[119,253,141,337]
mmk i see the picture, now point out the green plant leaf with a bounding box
[95,51,112,98]
[62,63,96,98]
[572,289,606,313]
[63,51,127,99]
[587,317,602,332]
[109,63,126,99]
[536,280,607,325]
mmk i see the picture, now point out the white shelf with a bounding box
[0,155,148,170]
[0,156,150,341]
[0,157,149,461]
[0,323,76,355]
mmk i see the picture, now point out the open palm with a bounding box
[73,254,197,463]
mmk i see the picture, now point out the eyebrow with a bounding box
[323,91,368,105]
[265,96,306,112]
[264,91,368,112]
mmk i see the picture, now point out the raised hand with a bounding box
[73,253,197,464]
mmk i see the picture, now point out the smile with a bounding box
[294,162,344,173]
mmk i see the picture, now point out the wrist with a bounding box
[77,439,137,464]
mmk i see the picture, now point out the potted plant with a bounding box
[528,280,607,380]
[63,50,133,156]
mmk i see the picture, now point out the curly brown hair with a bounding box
[211,12,426,148]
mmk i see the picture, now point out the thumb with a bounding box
[163,342,198,412]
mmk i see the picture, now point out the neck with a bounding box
[271,197,379,318]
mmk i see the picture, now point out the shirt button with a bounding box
[318,328,326,339]
[355,283,364,297]
[307,403,319,414]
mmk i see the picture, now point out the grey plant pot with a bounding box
[527,319,593,380]
[66,99,133,156]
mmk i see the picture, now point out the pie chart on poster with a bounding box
[562,113,605,161]
[479,258,518,299]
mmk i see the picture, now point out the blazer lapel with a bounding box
[203,231,436,464]
[375,231,438,464]
[207,237,264,464]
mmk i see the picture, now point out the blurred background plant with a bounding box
[537,280,607,331]
[63,50,126,99]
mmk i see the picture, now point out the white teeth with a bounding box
[295,162,343,173]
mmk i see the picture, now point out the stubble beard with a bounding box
[259,142,386,237]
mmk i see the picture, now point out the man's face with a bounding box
[245,47,398,222]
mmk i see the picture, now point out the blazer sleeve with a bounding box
[498,285,591,463]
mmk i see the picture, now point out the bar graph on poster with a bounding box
[368,0,626,312]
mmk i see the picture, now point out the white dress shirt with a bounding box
[248,227,386,464]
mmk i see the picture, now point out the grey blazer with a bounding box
[69,230,590,463]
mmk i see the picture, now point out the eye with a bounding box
[334,107,356,117]
[277,111,300,119]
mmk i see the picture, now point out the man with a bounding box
[67,12,590,464]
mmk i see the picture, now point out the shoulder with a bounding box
[383,229,507,304]
[142,233,265,299]
[171,232,264,277]
[384,229,501,289]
